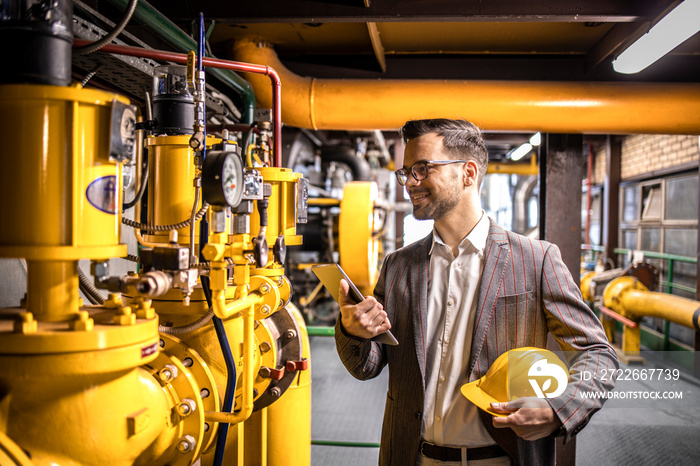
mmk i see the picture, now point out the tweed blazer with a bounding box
[335,219,618,466]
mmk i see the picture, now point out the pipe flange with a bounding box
[144,348,205,464]
[252,306,303,411]
[249,275,281,320]
[159,333,220,454]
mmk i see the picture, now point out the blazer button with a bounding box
[415,412,422,419]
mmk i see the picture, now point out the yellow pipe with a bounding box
[204,232,258,425]
[133,227,171,249]
[604,276,700,330]
[489,156,539,176]
[308,198,341,207]
[204,301,256,425]
[620,289,700,330]
[232,39,700,134]
[26,260,80,322]
[267,304,311,466]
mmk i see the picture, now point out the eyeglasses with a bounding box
[394,160,467,186]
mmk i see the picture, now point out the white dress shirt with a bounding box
[421,212,495,447]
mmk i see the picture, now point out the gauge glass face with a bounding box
[222,153,243,206]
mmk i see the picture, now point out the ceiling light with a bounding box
[510,143,533,161]
[529,132,541,147]
[612,0,700,74]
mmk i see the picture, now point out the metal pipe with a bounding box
[105,0,255,123]
[232,39,700,135]
[585,143,593,246]
[604,276,700,330]
[73,39,283,167]
[204,300,255,424]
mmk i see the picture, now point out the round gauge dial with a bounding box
[202,150,244,207]
[221,153,243,206]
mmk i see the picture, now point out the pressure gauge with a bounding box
[202,150,244,207]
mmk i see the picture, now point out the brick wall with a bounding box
[592,145,606,185]
[621,135,699,179]
[590,135,699,184]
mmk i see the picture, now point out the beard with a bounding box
[411,179,462,221]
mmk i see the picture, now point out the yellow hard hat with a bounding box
[460,347,569,417]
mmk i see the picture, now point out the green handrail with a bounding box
[312,440,380,448]
[307,326,335,337]
[613,248,697,264]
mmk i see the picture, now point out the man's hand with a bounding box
[490,397,562,441]
[338,279,391,339]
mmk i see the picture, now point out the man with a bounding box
[335,118,618,466]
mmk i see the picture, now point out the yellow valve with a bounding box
[339,181,380,293]
[202,242,226,262]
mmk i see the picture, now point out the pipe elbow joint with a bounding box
[603,276,647,313]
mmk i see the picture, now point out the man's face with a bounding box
[403,133,464,221]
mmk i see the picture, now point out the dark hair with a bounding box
[399,118,488,188]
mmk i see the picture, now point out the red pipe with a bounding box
[598,306,638,328]
[74,39,283,167]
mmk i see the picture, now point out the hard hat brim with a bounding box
[460,379,508,417]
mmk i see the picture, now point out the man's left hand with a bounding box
[490,398,562,441]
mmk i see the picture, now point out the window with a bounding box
[621,185,639,222]
[641,184,662,220]
[619,174,698,294]
[665,176,698,221]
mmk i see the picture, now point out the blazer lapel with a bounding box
[468,220,510,380]
[411,232,432,388]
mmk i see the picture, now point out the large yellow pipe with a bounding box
[232,40,700,134]
[604,276,700,330]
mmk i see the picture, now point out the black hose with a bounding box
[123,159,149,211]
[75,0,139,55]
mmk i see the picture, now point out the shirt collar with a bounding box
[430,211,489,256]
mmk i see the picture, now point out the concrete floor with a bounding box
[309,336,700,466]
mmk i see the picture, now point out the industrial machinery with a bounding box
[282,129,396,325]
[0,2,311,465]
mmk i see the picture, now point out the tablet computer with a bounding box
[311,263,398,346]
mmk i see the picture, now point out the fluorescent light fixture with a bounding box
[529,132,541,147]
[612,0,700,74]
[510,143,533,161]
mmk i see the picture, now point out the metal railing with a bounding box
[613,248,697,295]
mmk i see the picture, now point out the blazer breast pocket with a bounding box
[493,290,538,346]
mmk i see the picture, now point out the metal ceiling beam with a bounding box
[147,0,667,23]
[586,21,648,73]
[366,22,386,72]
[586,1,684,73]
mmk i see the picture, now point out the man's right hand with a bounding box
[338,279,392,340]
